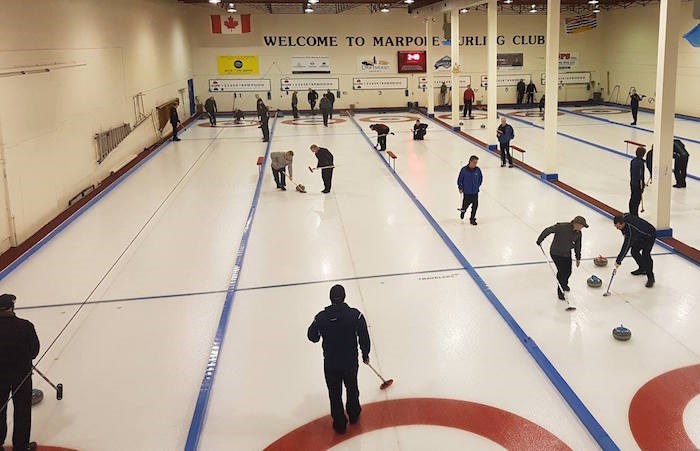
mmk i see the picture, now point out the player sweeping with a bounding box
[536,217,588,300]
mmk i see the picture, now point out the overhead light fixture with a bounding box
[209,0,221,4]
[529,4,537,13]
[308,0,319,3]
[593,6,600,12]
[459,7,469,13]
[588,0,599,4]
[504,0,513,3]
[404,0,414,3]
[227,2,236,12]
[304,4,314,12]
[380,5,390,12]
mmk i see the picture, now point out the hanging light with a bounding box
[308,0,319,4]
[593,5,601,12]
[209,0,221,4]
[304,4,314,12]
[227,3,236,12]
[380,4,390,12]
[503,0,513,3]
[588,0,599,4]
[529,4,537,13]
[404,0,415,4]
[459,7,469,13]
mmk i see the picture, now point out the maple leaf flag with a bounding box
[211,14,251,34]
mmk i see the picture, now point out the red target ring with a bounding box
[358,115,420,123]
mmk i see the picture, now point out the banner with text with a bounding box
[358,56,394,73]
[541,72,590,85]
[353,77,407,90]
[418,76,472,89]
[558,52,579,70]
[480,74,531,87]
[217,55,259,75]
[281,78,339,91]
[209,79,271,92]
[291,56,331,74]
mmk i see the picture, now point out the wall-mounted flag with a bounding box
[211,14,251,34]
[683,24,700,47]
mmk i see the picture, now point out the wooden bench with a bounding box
[257,156,264,172]
[387,151,397,170]
[624,140,646,155]
[511,145,526,163]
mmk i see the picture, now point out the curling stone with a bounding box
[295,184,306,193]
[31,388,43,406]
[480,124,486,129]
[587,275,603,288]
[594,256,608,267]
[612,325,631,341]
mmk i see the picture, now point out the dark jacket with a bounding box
[537,222,582,260]
[630,157,646,187]
[308,90,318,103]
[327,91,335,104]
[457,166,483,194]
[526,82,537,94]
[204,97,217,114]
[256,99,266,119]
[673,139,689,158]
[372,124,390,136]
[630,93,641,108]
[169,106,179,125]
[645,148,653,175]
[616,214,656,264]
[291,92,298,107]
[0,314,40,381]
[319,96,331,112]
[517,81,526,94]
[315,147,333,167]
[307,303,370,370]
[497,124,515,144]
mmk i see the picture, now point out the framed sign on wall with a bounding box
[397,50,427,73]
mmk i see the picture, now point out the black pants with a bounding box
[271,167,286,188]
[171,122,179,140]
[324,366,360,430]
[517,92,524,104]
[261,120,270,142]
[322,111,329,126]
[321,168,333,192]
[309,101,316,114]
[292,104,299,119]
[329,105,334,119]
[526,92,534,104]
[551,254,572,292]
[461,193,478,219]
[0,377,32,450]
[413,130,425,140]
[631,106,639,124]
[207,112,216,126]
[631,239,654,278]
[377,135,387,151]
[674,156,688,187]
[500,142,513,165]
[462,100,472,118]
[629,183,642,216]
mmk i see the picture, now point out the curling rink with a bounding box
[0,109,698,450]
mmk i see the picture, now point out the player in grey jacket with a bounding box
[536,216,588,300]
[270,151,294,190]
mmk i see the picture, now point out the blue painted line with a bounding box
[0,119,202,282]
[423,113,700,271]
[184,118,277,451]
[602,102,700,124]
[502,110,700,183]
[350,114,619,450]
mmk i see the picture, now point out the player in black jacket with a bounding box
[629,147,647,216]
[169,100,181,141]
[629,89,645,125]
[308,285,370,434]
[310,144,334,193]
[0,294,40,451]
[369,123,391,151]
[614,214,657,287]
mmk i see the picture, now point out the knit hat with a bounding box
[0,294,16,310]
[329,284,346,303]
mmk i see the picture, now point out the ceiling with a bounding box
[179,0,662,15]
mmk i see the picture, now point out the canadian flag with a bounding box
[211,14,251,34]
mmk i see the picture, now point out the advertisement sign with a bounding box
[358,56,393,73]
[398,50,427,73]
[433,55,452,71]
[418,76,472,89]
[352,77,407,90]
[497,53,524,69]
[541,72,591,85]
[291,56,331,74]
[217,55,259,75]
[209,79,271,92]
[280,78,339,91]
[480,74,531,87]
[558,52,579,70]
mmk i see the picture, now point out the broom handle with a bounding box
[366,362,386,383]
[539,245,567,294]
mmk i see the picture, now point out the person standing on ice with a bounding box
[457,155,483,226]
[0,294,40,451]
[613,214,656,288]
[308,89,319,115]
[628,147,646,216]
[369,123,391,151]
[308,285,370,435]
[629,88,645,125]
[310,144,334,193]
[462,85,475,119]
[291,91,299,119]
[516,79,526,105]
[536,216,588,300]
[526,80,537,104]
[497,117,515,168]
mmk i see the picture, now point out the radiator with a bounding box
[95,123,132,163]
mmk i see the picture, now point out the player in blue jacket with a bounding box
[457,155,483,225]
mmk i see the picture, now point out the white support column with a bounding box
[426,18,435,117]
[450,8,461,129]
[543,0,560,178]
[651,0,680,235]
[487,0,497,147]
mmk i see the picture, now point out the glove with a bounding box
[576,260,580,268]
[363,356,370,365]
[615,262,621,269]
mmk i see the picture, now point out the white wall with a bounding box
[598,2,700,116]
[0,0,194,247]
[187,6,603,113]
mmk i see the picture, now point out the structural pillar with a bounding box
[542,0,560,179]
[426,18,435,117]
[450,8,461,130]
[651,0,680,235]
[487,0,497,147]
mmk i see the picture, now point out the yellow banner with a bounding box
[217,55,259,75]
